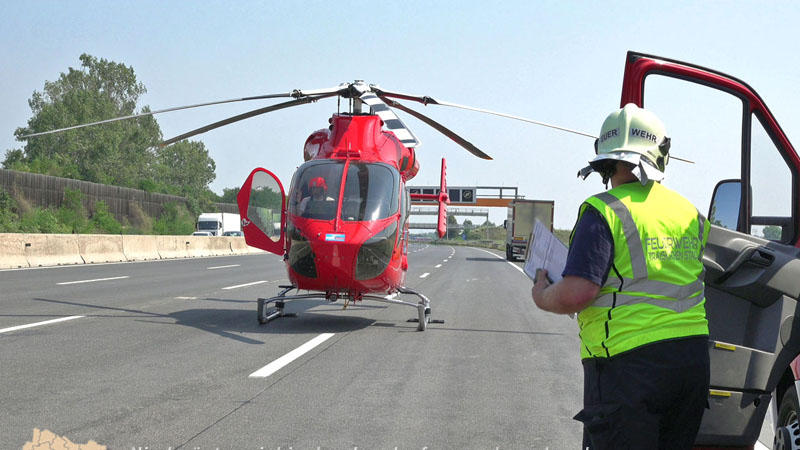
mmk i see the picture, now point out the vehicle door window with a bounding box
[641,76,742,214]
[750,113,795,242]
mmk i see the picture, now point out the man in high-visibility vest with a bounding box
[532,104,710,449]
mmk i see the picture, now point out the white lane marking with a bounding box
[57,276,129,285]
[207,264,240,270]
[175,296,198,300]
[249,333,335,378]
[756,441,769,450]
[474,248,526,275]
[0,316,85,334]
[222,280,268,290]
[442,259,448,263]
[420,272,430,278]
[435,264,442,268]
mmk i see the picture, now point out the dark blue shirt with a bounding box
[562,205,614,286]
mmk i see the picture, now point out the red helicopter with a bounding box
[22,80,592,330]
[234,82,494,330]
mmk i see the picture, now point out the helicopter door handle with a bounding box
[715,247,774,284]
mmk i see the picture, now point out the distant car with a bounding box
[191,231,212,236]
[222,231,243,237]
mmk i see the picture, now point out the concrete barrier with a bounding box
[208,236,234,256]
[122,235,161,261]
[0,233,30,269]
[155,236,186,259]
[185,236,213,258]
[24,233,83,267]
[0,233,270,268]
[229,237,250,255]
[77,234,126,264]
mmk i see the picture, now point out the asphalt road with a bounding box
[1,244,601,448]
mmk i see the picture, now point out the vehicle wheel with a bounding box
[779,384,800,428]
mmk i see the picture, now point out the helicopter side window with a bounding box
[288,161,344,220]
[341,163,400,222]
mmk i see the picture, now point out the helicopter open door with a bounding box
[621,52,800,448]
[237,168,286,256]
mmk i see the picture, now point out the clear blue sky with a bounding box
[2,1,799,229]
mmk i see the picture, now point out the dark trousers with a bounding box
[575,336,710,450]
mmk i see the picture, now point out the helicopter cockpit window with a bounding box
[288,160,344,220]
[341,163,400,222]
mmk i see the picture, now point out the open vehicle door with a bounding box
[237,168,286,256]
[621,51,800,449]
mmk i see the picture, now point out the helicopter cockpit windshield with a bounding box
[288,160,399,221]
[288,160,343,220]
[341,162,399,222]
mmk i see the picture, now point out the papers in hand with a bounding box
[524,221,568,284]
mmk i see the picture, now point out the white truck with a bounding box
[196,212,241,236]
[504,199,554,261]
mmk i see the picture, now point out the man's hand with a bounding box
[531,269,552,305]
[531,272,601,315]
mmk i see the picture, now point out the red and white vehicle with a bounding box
[620,51,800,449]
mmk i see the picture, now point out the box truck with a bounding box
[196,212,241,236]
[504,200,554,261]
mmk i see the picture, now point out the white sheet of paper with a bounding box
[524,221,568,283]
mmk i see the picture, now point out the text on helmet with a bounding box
[630,128,659,143]
[599,128,618,144]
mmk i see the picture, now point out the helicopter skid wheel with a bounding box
[416,306,431,331]
[257,298,269,324]
[257,299,295,325]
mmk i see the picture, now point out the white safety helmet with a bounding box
[578,103,671,185]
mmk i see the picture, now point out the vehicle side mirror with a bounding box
[503,219,508,230]
[708,180,742,231]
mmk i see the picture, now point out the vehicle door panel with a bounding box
[622,51,800,447]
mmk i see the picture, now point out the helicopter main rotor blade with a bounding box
[379,96,492,160]
[374,88,597,139]
[160,92,339,146]
[20,85,349,139]
[359,93,420,148]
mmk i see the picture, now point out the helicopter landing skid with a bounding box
[256,285,440,331]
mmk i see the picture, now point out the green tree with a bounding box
[153,202,195,235]
[8,54,161,187]
[91,201,122,234]
[56,188,91,233]
[219,187,240,204]
[153,140,216,198]
[0,189,19,232]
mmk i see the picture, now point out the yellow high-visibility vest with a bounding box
[575,181,709,359]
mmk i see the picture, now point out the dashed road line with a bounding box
[249,333,335,378]
[420,272,430,278]
[0,316,85,334]
[222,280,268,290]
[435,264,442,268]
[57,276,129,285]
[207,264,240,270]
